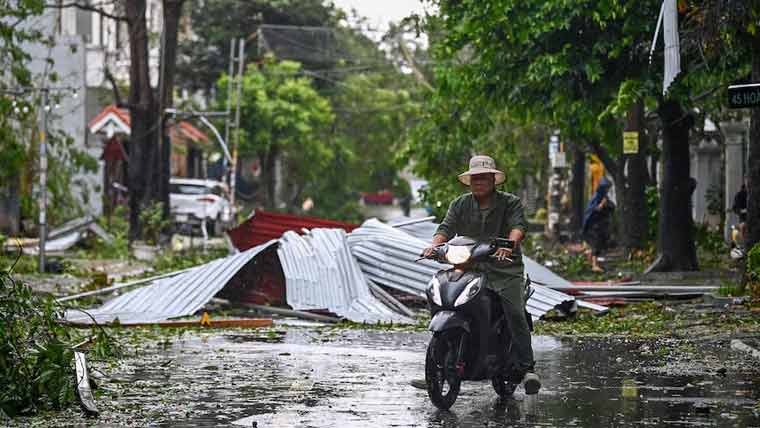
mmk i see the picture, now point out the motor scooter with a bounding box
[420,236,533,410]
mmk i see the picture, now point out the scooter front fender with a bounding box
[429,310,470,333]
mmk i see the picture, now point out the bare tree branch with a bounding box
[395,35,433,91]
[104,66,124,107]
[46,1,128,22]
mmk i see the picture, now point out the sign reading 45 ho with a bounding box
[728,83,760,108]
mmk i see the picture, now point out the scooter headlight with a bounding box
[454,277,481,307]
[428,277,442,306]
[445,245,472,265]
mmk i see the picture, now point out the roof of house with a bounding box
[88,104,209,144]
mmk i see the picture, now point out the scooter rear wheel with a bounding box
[425,333,461,410]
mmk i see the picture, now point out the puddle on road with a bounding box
[138,330,760,427]
[29,328,757,427]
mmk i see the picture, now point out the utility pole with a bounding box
[2,85,77,273]
[230,37,245,207]
[224,39,235,169]
[39,89,49,273]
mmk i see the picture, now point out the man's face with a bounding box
[470,173,496,197]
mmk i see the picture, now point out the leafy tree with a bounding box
[217,58,334,210]
[407,1,662,245]
[407,0,756,270]
[694,0,760,255]
[0,1,44,234]
[178,0,341,92]
[331,72,421,192]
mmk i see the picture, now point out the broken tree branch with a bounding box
[104,66,124,107]
[46,1,128,22]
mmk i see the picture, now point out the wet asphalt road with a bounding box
[70,324,760,428]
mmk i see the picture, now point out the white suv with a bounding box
[169,178,233,236]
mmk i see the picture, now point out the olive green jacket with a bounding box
[435,191,527,270]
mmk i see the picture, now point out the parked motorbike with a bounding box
[419,236,533,410]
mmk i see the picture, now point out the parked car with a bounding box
[169,178,233,236]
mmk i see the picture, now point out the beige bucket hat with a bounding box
[458,155,506,185]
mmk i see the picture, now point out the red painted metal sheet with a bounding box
[227,210,359,251]
[216,246,286,306]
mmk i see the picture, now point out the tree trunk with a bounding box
[618,100,648,251]
[747,32,760,252]
[126,0,157,241]
[570,144,585,238]
[156,0,185,223]
[646,100,698,272]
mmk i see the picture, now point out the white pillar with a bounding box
[722,121,748,241]
[693,139,721,225]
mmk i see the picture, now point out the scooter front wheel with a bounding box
[492,376,518,397]
[425,332,461,410]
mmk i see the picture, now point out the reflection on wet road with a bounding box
[110,327,760,427]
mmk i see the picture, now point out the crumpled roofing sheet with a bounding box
[277,228,414,324]
[347,219,606,320]
[64,241,277,324]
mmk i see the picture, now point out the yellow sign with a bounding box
[200,312,211,327]
[623,131,639,154]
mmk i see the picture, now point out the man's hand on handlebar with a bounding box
[422,246,437,258]
[492,247,513,262]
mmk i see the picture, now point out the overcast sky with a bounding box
[330,0,429,35]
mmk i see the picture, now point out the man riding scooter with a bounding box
[412,155,541,395]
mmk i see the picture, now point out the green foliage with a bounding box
[0,265,118,416]
[217,58,334,209]
[401,0,664,216]
[694,223,727,260]
[138,202,169,245]
[152,248,229,274]
[536,300,760,337]
[78,206,130,260]
[747,243,760,304]
[535,302,676,337]
[748,244,760,281]
[0,251,38,275]
[645,186,659,242]
[178,0,343,92]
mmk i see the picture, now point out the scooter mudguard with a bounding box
[429,310,470,333]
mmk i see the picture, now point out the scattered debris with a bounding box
[347,218,607,320]
[277,229,413,324]
[64,241,278,325]
[74,351,98,416]
[238,302,341,324]
[57,266,196,303]
[66,318,273,329]
[227,209,358,250]
[65,215,610,328]
[3,215,114,256]
[730,339,760,360]
[368,283,415,318]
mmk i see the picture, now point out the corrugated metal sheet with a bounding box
[389,216,440,241]
[278,228,413,324]
[348,219,606,320]
[228,210,358,250]
[64,241,277,324]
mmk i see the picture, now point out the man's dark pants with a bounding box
[488,266,534,376]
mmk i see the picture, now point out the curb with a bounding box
[730,339,760,360]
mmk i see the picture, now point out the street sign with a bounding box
[623,131,639,154]
[728,83,760,108]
